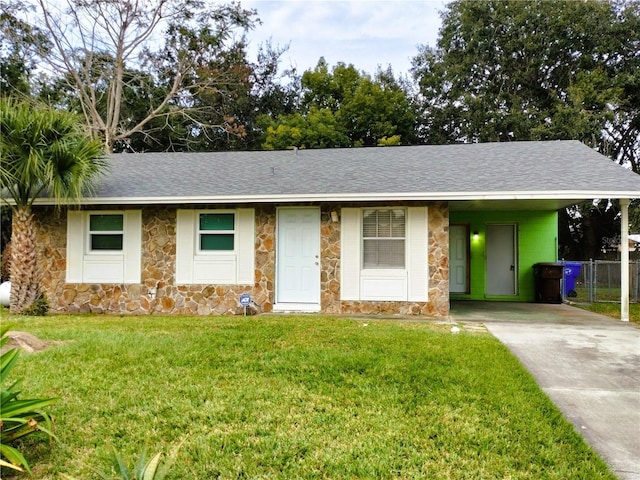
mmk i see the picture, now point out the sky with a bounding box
[241,0,445,77]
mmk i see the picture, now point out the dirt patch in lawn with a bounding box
[1,331,63,353]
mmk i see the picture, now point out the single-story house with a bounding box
[30,140,640,317]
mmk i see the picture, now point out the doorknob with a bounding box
[510,265,515,271]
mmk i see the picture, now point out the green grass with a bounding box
[2,315,615,479]
[574,301,640,324]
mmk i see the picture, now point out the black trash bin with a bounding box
[533,263,563,304]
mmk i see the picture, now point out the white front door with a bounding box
[276,207,321,308]
[449,224,468,293]
[486,224,517,296]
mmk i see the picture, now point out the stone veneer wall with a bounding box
[34,202,449,317]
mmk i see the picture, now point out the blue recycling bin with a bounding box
[563,262,582,298]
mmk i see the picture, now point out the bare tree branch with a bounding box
[30,0,257,151]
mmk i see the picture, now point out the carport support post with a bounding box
[620,198,630,322]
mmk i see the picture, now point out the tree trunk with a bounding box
[9,206,41,314]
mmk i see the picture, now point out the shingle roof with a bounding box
[37,140,640,205]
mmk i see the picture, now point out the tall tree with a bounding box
[0,1,49,97]
[412,0,626,145]
[225,41,302,151]
[25,0,258,151]
[412,0,640,258]
[261,58,418,149]
[0,98,105,313]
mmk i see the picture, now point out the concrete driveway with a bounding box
[451,301,640,480]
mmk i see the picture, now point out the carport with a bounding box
[449,196,635,322]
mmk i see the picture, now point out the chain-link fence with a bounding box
[561,260,640,303]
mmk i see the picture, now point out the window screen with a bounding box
[362,209,405,268]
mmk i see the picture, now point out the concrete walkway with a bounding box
[451,302,640,480]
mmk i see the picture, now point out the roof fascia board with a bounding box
[28,190,639,206]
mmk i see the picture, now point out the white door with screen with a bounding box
[276,207,321,307]
[449,225,468,293]
[486,224,517,295]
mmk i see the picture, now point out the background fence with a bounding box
[561,260,640,303]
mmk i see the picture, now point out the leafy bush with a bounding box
[0,325,57,474]
[21,293,49,316]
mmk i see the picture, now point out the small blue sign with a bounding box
[239,293,251,307]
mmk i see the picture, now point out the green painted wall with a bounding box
[449,210,558,301]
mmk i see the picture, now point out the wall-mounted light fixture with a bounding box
[330,211,339,223]
[473,231,479,240]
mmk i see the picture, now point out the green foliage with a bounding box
[262,58,418,148]
[377,135,402,146]
[20,292,49,316]
[60,441,183,480]
[0,1,50,97]
[259,107,350,150]
[0,324,57,473]
[412,0,639,171]
[414,0,612,142]
[0,98,106,210]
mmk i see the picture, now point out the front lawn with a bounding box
[4,315,615,479]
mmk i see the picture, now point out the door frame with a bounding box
[485,223,518,296]
[274,206,321,311]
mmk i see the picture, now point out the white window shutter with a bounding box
[66,210,84,282]
[407,206,428,301]
[123,210,142,283]
[340,208,361,300]
[175,210,195,284]
[236,208,255,284]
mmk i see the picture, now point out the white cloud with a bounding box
[242,0,444,75]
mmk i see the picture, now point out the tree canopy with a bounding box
[259,59,418,149]
[411,0,640,173]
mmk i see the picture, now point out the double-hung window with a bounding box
[198,213,235,252]
[89,214,124,251]
[341,207,427,302]
[362,209,405,269]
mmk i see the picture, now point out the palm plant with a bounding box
[0,98,106,313]
[0,325,57,473]
[59,441,184,480]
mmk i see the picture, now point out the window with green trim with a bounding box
[89,214,124,251]
[362,209,405,268]
[199,213,235,251]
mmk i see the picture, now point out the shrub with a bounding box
[21,293,49,316]
[0,325,57,474]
